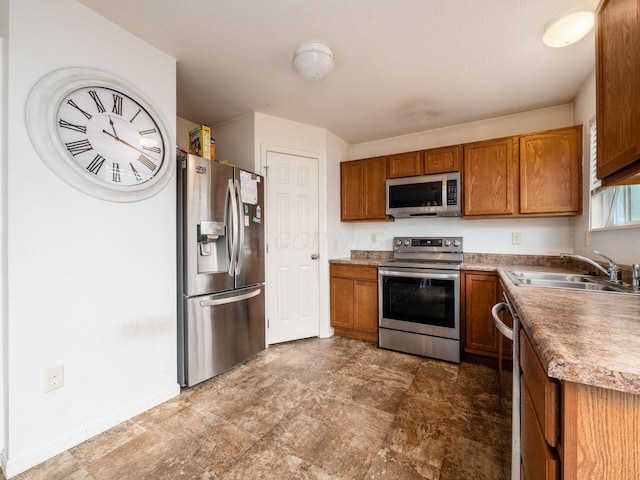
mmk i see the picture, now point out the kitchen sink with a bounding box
[505,270,633,293]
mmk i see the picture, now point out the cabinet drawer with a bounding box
[521,379,560,480]
[330,264,378,281]
[520,330,559,447]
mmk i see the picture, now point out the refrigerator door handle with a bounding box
[199,287,262,307]
[234,178,245,275]
[225,179,238,277]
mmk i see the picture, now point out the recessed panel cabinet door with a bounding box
[463,137,518,216]
[340,160,364,220]
[387,151,422,178]
[363,156,388,219]
[424,145,462,174]
[596,0,640,183]
[519,126,582,215]
[463,272,503,358]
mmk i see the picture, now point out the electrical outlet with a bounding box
[512,232,521,245]
[371,233,377,244]
[44,365,64,393]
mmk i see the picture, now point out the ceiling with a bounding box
[77,0,598,145]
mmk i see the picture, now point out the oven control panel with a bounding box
[393,236,463,252]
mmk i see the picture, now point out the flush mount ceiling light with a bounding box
[292,43,334,81]
[543,6,595,47]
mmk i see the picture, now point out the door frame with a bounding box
[260,144,332,344]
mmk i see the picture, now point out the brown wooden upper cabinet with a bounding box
[596,0,640,186]
[424,145,462,174]
[340,156,388,221]
[387,146,463,178]
[463,136,519,217]
[387,151,422,178]
[464,126,582,218]
[519,126,582,215]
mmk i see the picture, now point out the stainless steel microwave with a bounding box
[386,172,461,218]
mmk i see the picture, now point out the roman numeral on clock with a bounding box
[129,163,142,181]
[129,109,141,123]
[88,90,106,113]
[58,119,87,133]
[111,163,121,183]
[111,94,123,116]
[66,99,92,120]
[138,153,157,171]
[139,128,156,136]
[87,154,106,174]
[65,139,93,156]
[143,145,161,154]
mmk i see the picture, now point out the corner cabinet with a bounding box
[340,157,388,221]
[330,264,378,343]
[596,0,640,186]
[461,271,510,360]
[463,126,582,218]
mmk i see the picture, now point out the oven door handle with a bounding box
[378,268,459,280]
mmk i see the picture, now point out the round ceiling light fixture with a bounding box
[292,43,334,81]
[543,6,595,48]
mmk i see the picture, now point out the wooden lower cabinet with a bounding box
[330,264,378,343]
[462,271,510,360]
[520,328,640,480]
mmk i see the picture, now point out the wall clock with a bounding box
[26,67,173,202]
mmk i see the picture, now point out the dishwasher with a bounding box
[492,292,520,480]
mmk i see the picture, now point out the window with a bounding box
[590,119,640,229]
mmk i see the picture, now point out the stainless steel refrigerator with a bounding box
[177,153,265,387]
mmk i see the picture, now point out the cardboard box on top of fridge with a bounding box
[189,125,211,159]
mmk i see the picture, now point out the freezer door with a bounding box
[235,169,265,288]
[179,285,266,387]
[179,154,235,297]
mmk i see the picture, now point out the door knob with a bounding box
[311,254,319,260]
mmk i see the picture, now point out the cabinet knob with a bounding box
[311,254,319,260]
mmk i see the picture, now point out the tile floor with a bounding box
[9,337,512,480]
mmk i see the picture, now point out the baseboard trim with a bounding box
[1,383,180,479]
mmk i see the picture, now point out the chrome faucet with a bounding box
[560,251,621,283]
[633,264,640,293]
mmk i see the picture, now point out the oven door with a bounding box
[378,267,460,340]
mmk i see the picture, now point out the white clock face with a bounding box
[56,86,166,187]
[26,67,173,202]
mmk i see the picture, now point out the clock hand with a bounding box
[109,116,119,140]
[102,129,149,156]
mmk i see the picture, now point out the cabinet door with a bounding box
[387,151,422,178]
[340,160,364,220]
[596,0,640,183]
[330,275,354,329]
[521,380,560,480]
[363,156,388,219]
[353,279,378,334]
[424,145,462,174]
[463,137,518,216]
[463,272,502,358]
[520,127,582,215]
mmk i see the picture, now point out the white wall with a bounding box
[0,0,9,460]
[333,105,577,258]
[2,1,178,477]
[572,71,640,266]
[213,113,255,171]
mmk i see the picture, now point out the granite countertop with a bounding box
[499,269,640,395]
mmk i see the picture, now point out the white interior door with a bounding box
[265,150,320,344]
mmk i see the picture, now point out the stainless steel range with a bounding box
[378,236,463,363]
